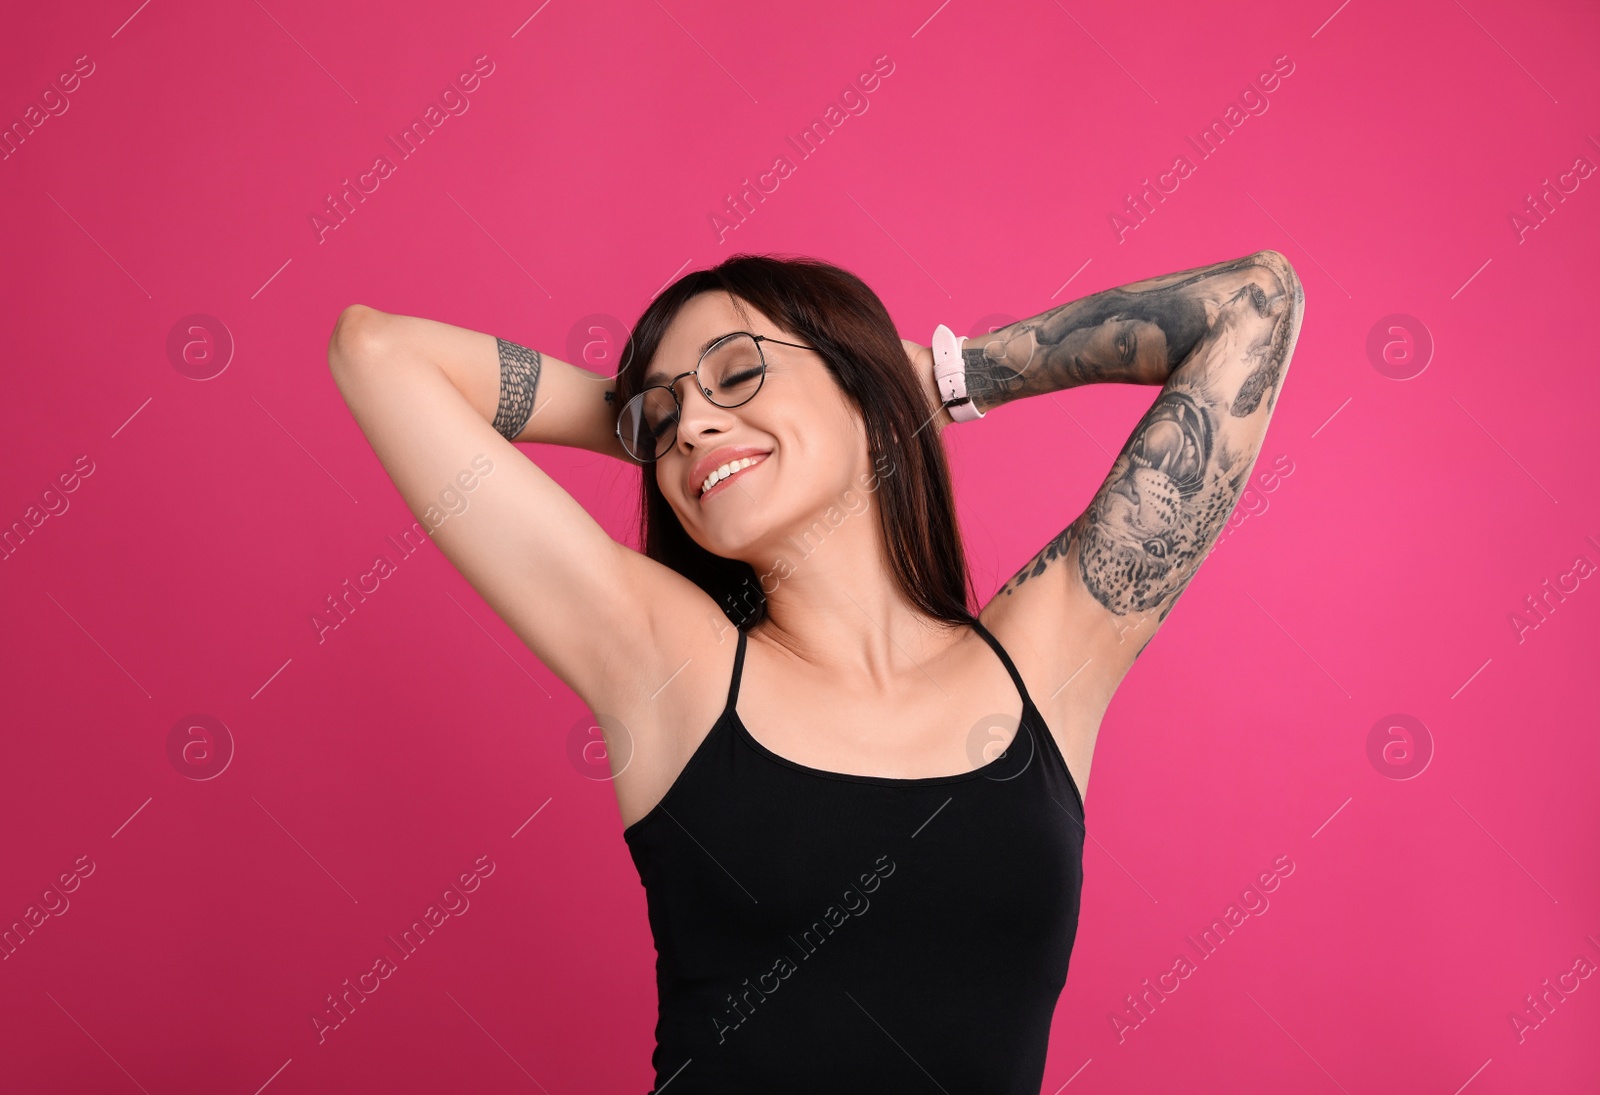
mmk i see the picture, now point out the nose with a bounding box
[670,374,737,453]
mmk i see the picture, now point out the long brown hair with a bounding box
[613,253,976,633]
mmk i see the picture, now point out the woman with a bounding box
[327,249,1305,1093]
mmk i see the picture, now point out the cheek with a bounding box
[1089,326,1123,361]
[742,382,868,504]
[1137,324,1168,365]
[656,464,691,511]
[792,403,866,475]
[1056,327,1093,361]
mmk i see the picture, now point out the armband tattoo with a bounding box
[492,337,542,442]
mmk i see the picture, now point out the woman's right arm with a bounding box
[353,304,635,460]
[325,304,704,718]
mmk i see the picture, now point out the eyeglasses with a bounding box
[616,331,813,463]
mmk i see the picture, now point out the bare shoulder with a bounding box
[978,530,1131,802]
[584,551,747,832]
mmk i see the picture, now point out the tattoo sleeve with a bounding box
[962,250,1294,415]
[994,250,1305,657]
[492,337,543,442]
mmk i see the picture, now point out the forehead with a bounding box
[642,291,767,387]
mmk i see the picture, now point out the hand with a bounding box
[900,338,953,436]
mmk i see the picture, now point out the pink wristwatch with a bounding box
[932,324,985,422]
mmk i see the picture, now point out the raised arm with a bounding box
[962,249,1299,414]
[325,306,705,718]
[972,250,1305,736]
[335,307,633,459]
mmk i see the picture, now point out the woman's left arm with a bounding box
[955,249,1306,695]
[961,248,1302,412]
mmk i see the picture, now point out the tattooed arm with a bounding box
[424,323,631,461]
[963,250,1297,412]
[983,250,1305,688]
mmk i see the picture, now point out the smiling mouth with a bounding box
[699,454,769,500]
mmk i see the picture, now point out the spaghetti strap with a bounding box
[725,627,749,712]
[969,617,1040,717]
[971,617,1085,816]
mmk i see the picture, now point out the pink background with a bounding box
[3,0,1597,1091]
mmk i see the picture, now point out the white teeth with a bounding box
[701,456,760,496]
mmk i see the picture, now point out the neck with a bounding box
[747,509,962,684]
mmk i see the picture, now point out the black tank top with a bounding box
[623,619,1087,1094]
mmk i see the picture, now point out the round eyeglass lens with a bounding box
[621,334,766,461]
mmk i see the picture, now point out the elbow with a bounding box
[328,304,388,374]
[1255,249,1305,311]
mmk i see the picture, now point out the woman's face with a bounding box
[647,291,872,561]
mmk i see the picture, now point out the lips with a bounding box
[690,446,772,501]
[697,453,770,502]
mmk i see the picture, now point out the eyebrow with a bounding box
[641,332,741,388]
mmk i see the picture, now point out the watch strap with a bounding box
[932,323,985,422]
